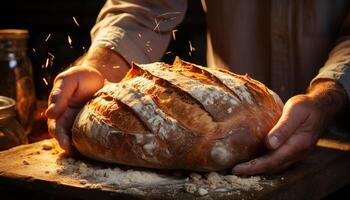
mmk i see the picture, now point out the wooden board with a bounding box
[0,133,350,200]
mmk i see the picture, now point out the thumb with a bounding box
[46,75,77,119]
[266,98,308,149]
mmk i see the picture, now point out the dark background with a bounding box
[0,0,206,100]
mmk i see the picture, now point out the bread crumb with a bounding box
[80,179,88,185]
[184,183,197,194]
[22,160,30,165]
[198,187,208,196]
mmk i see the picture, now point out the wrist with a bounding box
[307,79,348,117]
[81,46,130,82]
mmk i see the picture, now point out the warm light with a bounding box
[317,138,350,151]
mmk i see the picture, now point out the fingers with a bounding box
[47,107,81,153]
[46,74,77,119]
[48,118,71,152]
[232,95,323,175]
[233,131,311,175]
[46,66,104,119]
[266,98,310,149]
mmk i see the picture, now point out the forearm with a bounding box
[308,79,348,119]
[80,47,130,82]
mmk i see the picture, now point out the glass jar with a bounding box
[0,29,36,137]
[0,96,27,150]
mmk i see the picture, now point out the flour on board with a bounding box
[56,157,270,196]
[184,171,269,195]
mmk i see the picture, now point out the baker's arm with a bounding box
[90,0,187,65]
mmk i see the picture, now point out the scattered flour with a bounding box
[56,157,169,187]
[184,171,268,196]
[56,157,271,196]
[198,187,209,196]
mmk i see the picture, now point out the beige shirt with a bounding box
[91,0,350,102]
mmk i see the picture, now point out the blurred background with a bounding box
[0,0,206,100]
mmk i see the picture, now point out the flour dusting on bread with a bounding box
[72,58,283,171]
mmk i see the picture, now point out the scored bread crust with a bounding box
[72,57,283,171]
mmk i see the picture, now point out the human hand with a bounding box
[232,80,347,175]
[46,66,104,153]
[46,47,129,153]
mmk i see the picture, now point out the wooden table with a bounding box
[0,133,349,200]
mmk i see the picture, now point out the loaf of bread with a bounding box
[72,57,283,171]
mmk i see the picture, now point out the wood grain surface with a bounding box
[0,133,349,200]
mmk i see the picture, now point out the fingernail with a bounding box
[269,135,279,149]
[232,167,240,174]
[232,166,246,175]
[232,162,251,173]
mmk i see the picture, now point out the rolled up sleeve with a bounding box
[90,0,187,64]
[311,38,350,103]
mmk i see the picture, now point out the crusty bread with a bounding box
[72,57,283,171]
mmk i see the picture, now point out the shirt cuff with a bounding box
[90,26,151,65]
